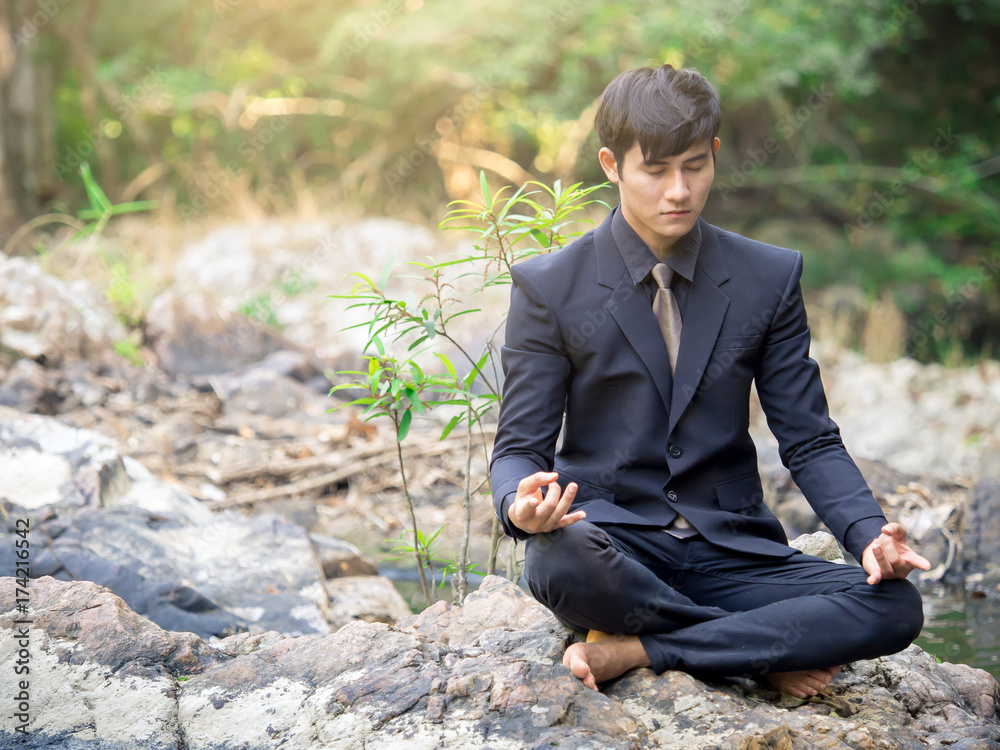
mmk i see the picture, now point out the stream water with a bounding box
[383,567,1000,681]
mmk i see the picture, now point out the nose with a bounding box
[663,169,691,203]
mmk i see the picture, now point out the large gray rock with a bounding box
[0,408,330,637]
[2,575,997,750]
[808,345,1000,482]
[143,289,297,378]
[0,576,221,749]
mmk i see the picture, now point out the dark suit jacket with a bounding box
[490,206,887,562]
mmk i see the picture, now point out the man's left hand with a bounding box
[861,522,932,585]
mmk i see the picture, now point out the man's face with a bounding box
[599,137,720,257]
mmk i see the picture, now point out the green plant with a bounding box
[330,172,609,605]
[331,342,452,606]
[238,293,280,328]
[113,334,144,367]
[75,162,158,239]
[238,271,318,329]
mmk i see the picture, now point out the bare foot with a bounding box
[562,637,652,691]
[765,665,841,699]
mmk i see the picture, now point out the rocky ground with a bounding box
[2,215,1000,747]
[2,573,998,749]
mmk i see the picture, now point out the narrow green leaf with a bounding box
[479,170,492,207]
[79,162,112,213]
[407,334,429,351]
[397,409,412,441]
[435,353,458,380]
[378,253,396,292]
[530,228,549,247]
[465,350,491,389]
[440,413,462,440]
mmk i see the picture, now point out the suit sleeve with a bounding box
[754,253,887,562]
[490,264,572,541]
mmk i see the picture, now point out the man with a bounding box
[489,64,930,698]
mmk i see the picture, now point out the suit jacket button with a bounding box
[669,444,683,458]
[667,490,678,502]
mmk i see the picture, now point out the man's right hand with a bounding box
[507,471,587,534]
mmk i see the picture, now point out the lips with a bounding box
[661,210,690,217]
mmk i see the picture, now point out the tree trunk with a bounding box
[0,0,52,250]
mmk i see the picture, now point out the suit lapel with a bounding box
[607,275,674,415]
[668,220,731,437]
[596,209,673,415]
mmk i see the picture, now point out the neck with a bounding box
[620,205,677,260]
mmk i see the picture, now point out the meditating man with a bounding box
[489,64,930,698]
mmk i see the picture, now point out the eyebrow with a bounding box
[643,150,711,166]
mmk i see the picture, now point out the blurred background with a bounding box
[1,0,998,363]
[1,0,999,682]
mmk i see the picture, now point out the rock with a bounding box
[144,289,297,377]
[172,217,440,357]
[788,530,846,563]
[326,575,412,628]
[212,629,286,657]
[3,574,998,749]
[808,345,1000,482]
[0,404,123,511]
[962,480,1000,592]
[211,365,331,420]
[0,254,125,366]
[0,576,221,749]
[8,504,331,638]
[0,358,59,413]
[0,409,331,637]
[310,532,379,578]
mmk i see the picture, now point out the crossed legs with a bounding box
[523,522,924,695]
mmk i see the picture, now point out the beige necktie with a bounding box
[651,263,697,538]
[651,263,682,373]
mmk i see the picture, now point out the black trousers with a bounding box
[523,521,924,678]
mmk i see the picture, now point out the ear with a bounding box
[712,136,721,155]
[598,147,621,184]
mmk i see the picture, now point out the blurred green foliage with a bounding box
[21,0,1000,361]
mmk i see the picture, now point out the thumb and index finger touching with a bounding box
[512,471,586,531]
